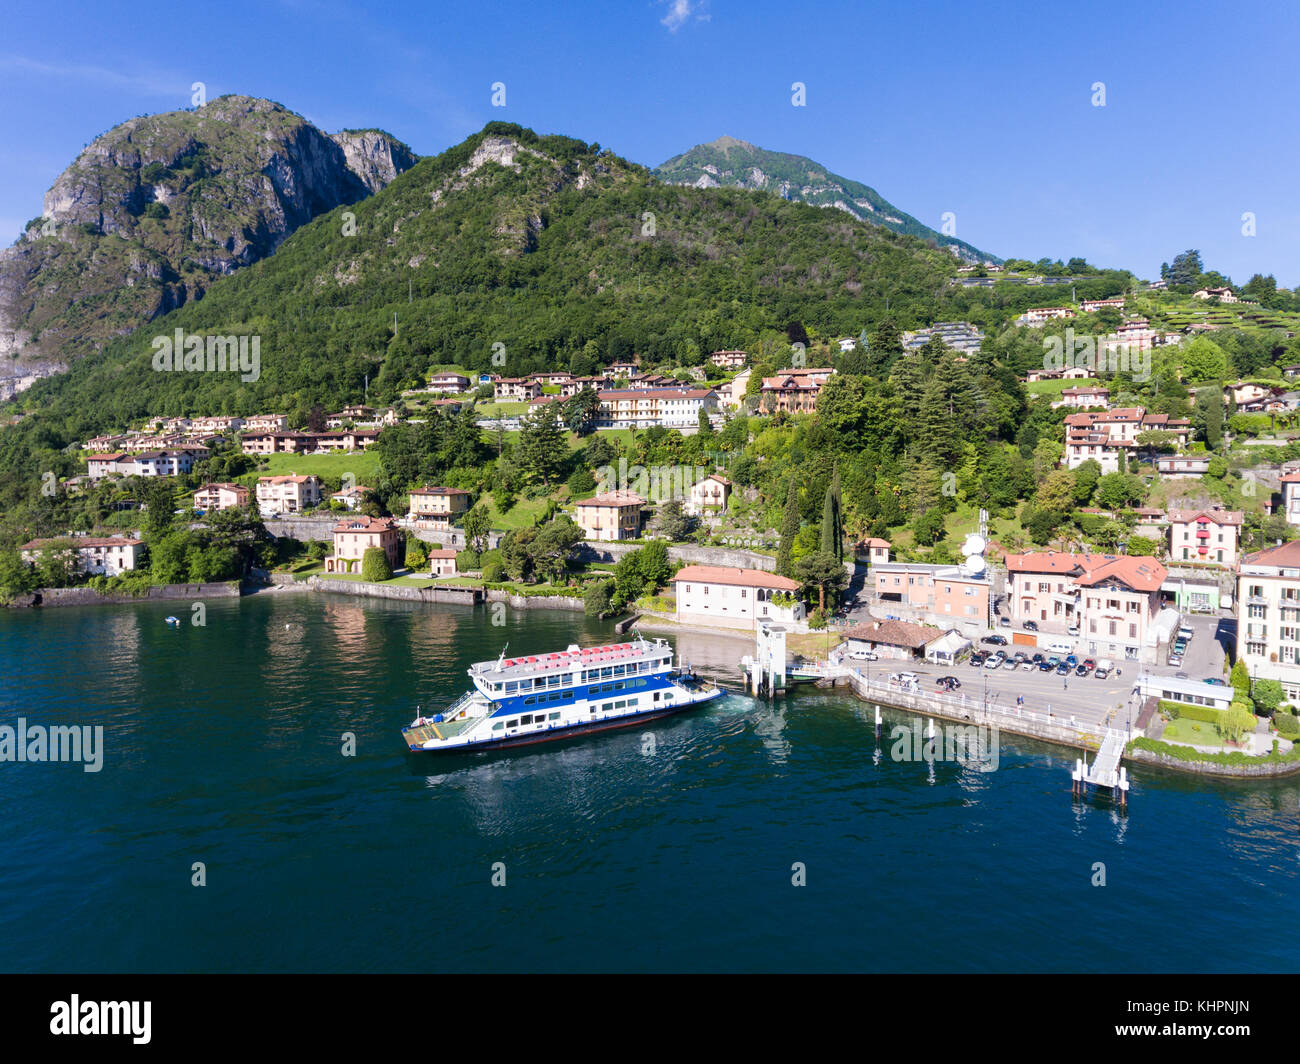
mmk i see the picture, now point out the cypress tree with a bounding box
[777,479,800,577]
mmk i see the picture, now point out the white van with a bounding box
[1045,640,1073,655]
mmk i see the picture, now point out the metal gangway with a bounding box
[1072,728,1130,806]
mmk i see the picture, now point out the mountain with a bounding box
[0,95,417,378]
[0,120,965,488]
[654,136,994,264]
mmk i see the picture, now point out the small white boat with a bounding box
[165,616,180,627]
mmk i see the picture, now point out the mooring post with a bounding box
[874,704,882,737]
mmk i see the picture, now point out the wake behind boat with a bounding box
[402,635,723,754]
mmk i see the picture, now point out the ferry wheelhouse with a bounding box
[402,636,723,754]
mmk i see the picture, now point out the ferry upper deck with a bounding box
[468,639,674,691]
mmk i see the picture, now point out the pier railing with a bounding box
[829,667,1125,749]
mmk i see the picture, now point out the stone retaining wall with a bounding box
[306,576,482,605]
[20,581,242,608]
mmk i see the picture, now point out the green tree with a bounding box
[819,468,843,560]
[1251,678,1286,716]
[1193,385,1224,448]
[361,546,393,582]
[1125,535,1160,557]
[776,478,800,577]
[1222,701,1256,745]
[584,578,613,617]
[794,549,848,612]
[562,387,602,435]
[0,549,36,601]
[461,504,492,555]
[405,538,429,570]
[1230,660,1252,703]
[1182,339,1229,384]
[517,403,566,486]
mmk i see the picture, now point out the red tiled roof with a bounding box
[1167,509,1243,527]
[1004,551,1167,592]
[1244,540,1300,568]
[332,516,397,533]
[671,565,801,591]
[576,491,646,507]
[843,618,935,649]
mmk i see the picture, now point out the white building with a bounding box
[596,388,718,429]
[19,536,143,576]
[1238,540,1300,701]
[671,565,805,630]
[256,474,322,515]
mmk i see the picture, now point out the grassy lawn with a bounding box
[253,451,383,484]
[1161,717,1226,748]
[789,631,845,658]
[1024,377,1100,398]
[477,401,532,418]
[484,494,560,529]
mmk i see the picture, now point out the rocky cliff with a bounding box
[0,95,417,373]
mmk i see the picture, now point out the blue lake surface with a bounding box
[0,593,1297,972]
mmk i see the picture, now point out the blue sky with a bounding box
[2,0,1297,283]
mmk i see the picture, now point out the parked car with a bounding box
[1203,678,1225,686]
[1031,653,1046,665]
[937,676,962,690]
[999,616,1011,628]
[1065,654,1078,667]
[1175,672,1189,679]
[982,635,1008,646]
[1002,657,1019,670]
[969,653,986,667]
[1067,625,1080,636]
[1177,626,1194,641]
[1056,662,1071,675]
[1081,659,1096,672]
[1169,654,1183,667]
[1037,660,1054,672]
[846,649,878,662]
[984,656,1002,670]
[1019,660,1035,671]
[1075,665,1088,677]
[1024,620,1039,632]
[1190,603,1215,614]
[1094,664,1110,679]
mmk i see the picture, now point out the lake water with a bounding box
[1,593,1297,972]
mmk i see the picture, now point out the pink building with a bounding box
[1167,508,1242,568]
[1004,551,1168,663]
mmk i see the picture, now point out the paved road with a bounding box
[837,654,1140,731]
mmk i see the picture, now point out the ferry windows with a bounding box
[654,693,661,702]
[520,714,533,725]
[629,697,638,707]
[549,712,561,720]
[615,700,626,709]
[603,702,614,712]
[525,697,536,705]
[601,667,613,678]
[505,681,518,693]
[492,722,504,732]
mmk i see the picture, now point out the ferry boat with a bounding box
[402,635,724,754]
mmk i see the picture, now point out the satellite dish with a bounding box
[962,533,986,557]
[962,555,987,577]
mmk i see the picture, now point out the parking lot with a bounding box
[837,651,1140,731]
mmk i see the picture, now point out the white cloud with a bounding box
[660,0,702,33]
[0,55,182,97]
